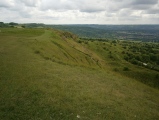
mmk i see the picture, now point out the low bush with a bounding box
[123,67,129,71]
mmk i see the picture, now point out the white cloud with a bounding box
[0,0,159,24]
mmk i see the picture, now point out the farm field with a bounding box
[0,28,159,120]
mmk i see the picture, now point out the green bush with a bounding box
[124,55,129,61]
[78,40,82,43]
[113,68,119,72]
[103,47,106,50]
[84,41,88,44]
[34,50,40,54]
[135,55,141,61]
[123,67,129,71]
[150,53,157,61]
[122,51,125,54]
[155,74,159,79]
[141,54,150,62]
[130,58,138,65]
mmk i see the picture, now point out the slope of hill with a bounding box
[0,28,159,120]
[78,39,159,88]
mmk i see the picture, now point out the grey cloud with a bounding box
[75,0,106,13]
[118,9,132,16]
[144,8,159,14]
[38,0,159,14]
[17,0,41,7]
[80,8,104,13]
[78,3,105,13]
[129,0,158,10]
[39,0,106,13]
[130,4,154,10]
[0,1,14,7]
[40,0,75,11]
[132,0,158,5]
[119,16,141,21]
[18,8,32,18]
[106,0,159,11]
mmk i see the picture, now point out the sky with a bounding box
[0,0,159,24]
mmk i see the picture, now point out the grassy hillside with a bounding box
[0,28,159,120]
[79,39,159,88]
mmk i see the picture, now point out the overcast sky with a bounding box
[0,0,159,24]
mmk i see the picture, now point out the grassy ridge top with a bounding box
[0,28,159,119]
[30,29,103,68]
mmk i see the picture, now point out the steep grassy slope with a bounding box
[0,28,159,120]
[79,39,159,88]
[30,29,104,68]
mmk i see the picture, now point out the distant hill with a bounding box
[48,24,159,42]
[1,22,159,42]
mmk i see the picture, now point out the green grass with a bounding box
[82,40,159,88]
[0,28,159,119]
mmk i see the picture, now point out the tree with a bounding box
[142,54,150,62]
[0,22,5,27]
[150,53,157,61]
[9,22,18,26]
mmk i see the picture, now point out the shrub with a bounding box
[124,55,129,61]
[142,54,150,62]
[122,51,125,54]
[122,46,127,49]
[113,68,119,72]
[112,40,117,43]
[103,47,106,50]
[21,25,25,28]
[34,50,40,54]
[109,55,113,59]
[130,58,138,65]
[84,41,88,44]
[123,67,129,71]
[150,53,157,61]
[155,74,159,79]
[135,55,141,61]
[78,40,82,43]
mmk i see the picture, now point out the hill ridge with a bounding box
[31,29,103,68]
[0,28,159,120]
